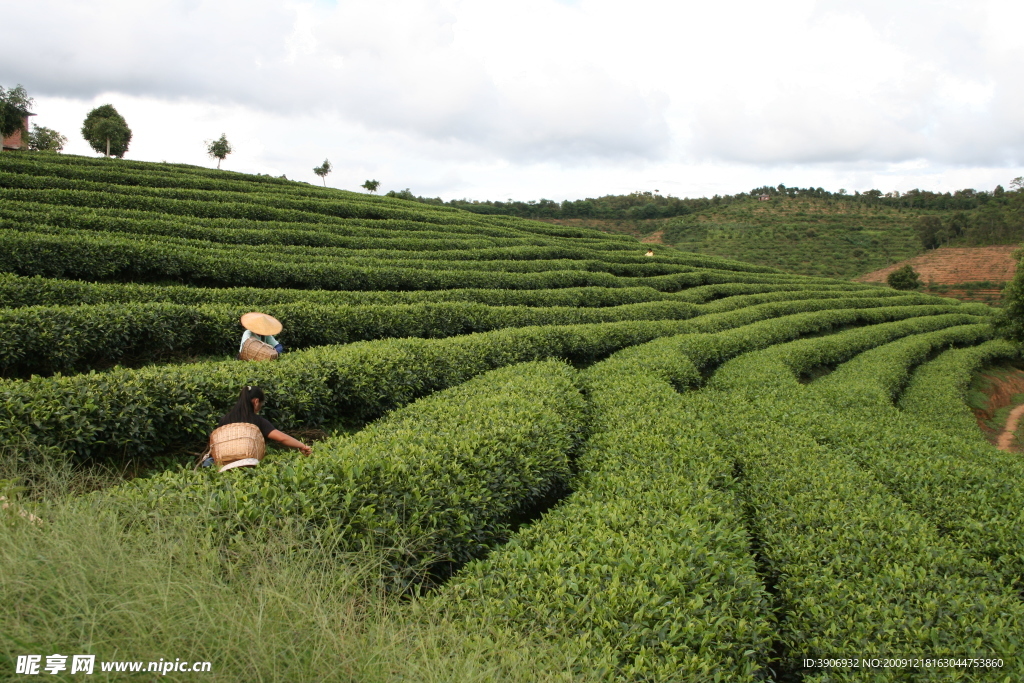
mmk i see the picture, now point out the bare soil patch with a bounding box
[856,245,1017,289]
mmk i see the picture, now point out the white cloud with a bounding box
[2,0,1022,200]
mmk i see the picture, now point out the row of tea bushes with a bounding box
[1,202,775,270]
[0,299,700,378]
[0,160,492,214]
[1,219,790,279]
[0,184,490,226]
[435,347,772,680]
[0,228,833,291]
[794,336,1024,591]
[0,272,878,309]
[0,178,688,244]
[810,323,997,408]
[425,312,991,680]
[899,339,1021,440]
[0,299,967,463]
[108,360,586,591]
[0,202,533,252]
[2,208,736,269]
[0,317,705,463]
[0,153,417,197]
[0,274,670,309]
[0,195,638,245]
[0,289,916,378]
[698,326,1023,678]
[0,165,649,244]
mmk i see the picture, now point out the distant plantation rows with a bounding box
[2,153,1019,682]
[1,286,922,378]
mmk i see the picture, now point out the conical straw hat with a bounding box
[240,312,282,336]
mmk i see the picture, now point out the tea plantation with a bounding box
[1,153,1020,681]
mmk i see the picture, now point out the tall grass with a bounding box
[0,451,590,682]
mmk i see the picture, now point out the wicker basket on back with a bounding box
[209,422,266,471]
[240,336,279,361]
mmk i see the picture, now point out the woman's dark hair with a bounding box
[223,385,265,423]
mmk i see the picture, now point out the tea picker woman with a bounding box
[239,312,285,360]
[201,385,312,472]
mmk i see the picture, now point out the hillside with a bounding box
[547,196,931,280]
[2,153,1022,681]
[390,185,1024,282]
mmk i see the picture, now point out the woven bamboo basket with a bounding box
[240,336,279,361]
[209,423,266,469]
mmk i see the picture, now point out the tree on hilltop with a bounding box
[0,84,34,152]
[28,124,67,152]
[313,159,332,186]
[82,105,132,158]
[362,179,380,193]
[206,134,232,169]
[887,265,921,290]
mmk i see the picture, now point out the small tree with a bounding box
[996,250,1024,340]
[914,215,944,249]
[313,159,332,186]
[361,179,380,193]
[887,264,921,290]
[82,104,132,158]
[0,84,33,152]
[27,125,67,152]
[206,133,232,169]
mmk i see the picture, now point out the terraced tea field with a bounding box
[2,154,1021,681]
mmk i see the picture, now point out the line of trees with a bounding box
[913,188,1024,249]
[3,83,134,158]
[6,82,1021,221]
[383,182,1021,222]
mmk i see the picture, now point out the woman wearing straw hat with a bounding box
[201,385,312,471]
[238,311,285,360]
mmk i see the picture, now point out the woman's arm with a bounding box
[267,429,312,455]
[265,334,284,353]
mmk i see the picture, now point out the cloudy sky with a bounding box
[3,0,1023,200]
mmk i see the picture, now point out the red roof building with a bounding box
[2,110,35,151]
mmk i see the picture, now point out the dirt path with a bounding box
[640,230,665,244]
[970,365,1024,450]
[996,404,1024,451]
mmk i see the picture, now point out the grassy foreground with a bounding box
[1,455,590,683]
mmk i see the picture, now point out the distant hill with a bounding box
[390,184,1022,281]
[543,196,929,280]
